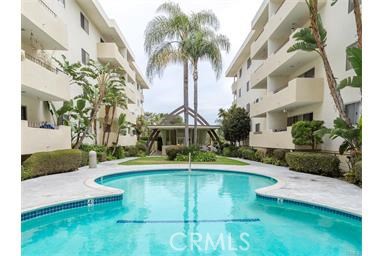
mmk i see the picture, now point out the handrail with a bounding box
[24,53,58,73]
[38,0,57,18]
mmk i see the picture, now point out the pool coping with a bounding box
[21,159,362,222]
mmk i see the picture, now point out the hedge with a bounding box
[238,147,256,160]
[175,151,217,162]
[22,149,83,180]
[166,145,187,160]
[222,145,239,157]
[285,152,340,177]
[97,152,107,162]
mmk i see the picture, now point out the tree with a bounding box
[133,115,145,141]
[291,120,325,150]
[287,0,351,126]
[184,28,230,145]
[338,47,362,92]
[112,113,131,155]
[220,106,251,145]
[102,84,128,146]
[144,2,224,146]
[54,55,126,148]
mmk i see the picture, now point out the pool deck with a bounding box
[21,158,362,216]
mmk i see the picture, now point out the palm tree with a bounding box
[287,0,351,126]
[102,84,128,146]
[112,113,130,154]
[144,2,221,146]
[183,29,230,145]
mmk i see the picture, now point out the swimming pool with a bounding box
[22,169,362,255]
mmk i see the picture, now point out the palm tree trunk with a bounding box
[106,105,117,146]
[93,118,98,144]
[183,60,189,146]
[353,0,362,48]
[193,62,198,145]
[112,129,120,155]
[308,0,352,126]
[102,105,111,146]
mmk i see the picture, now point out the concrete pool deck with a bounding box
[21,157,362,216]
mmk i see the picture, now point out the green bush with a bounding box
[135,142,147,153]
[254,151,265,162]
[113,146,126,159]
[166,145,187,160]
[80,150,89,166]
[273,149,287,161]
[125,145,138,157]
[97,152,107,162]
[346,160,362,186]
[22,149,83,180]
[80,144,107,153]
[262,157,276,165]
[285,152,340,177]
[238,147,256,160]
[175,151,216,162]
[222,145,239,157]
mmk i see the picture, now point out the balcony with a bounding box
[126,86,136,104]
[126,111,137,123]
[21,0,68,50]
[21,51,70,101]
[251,29,318,88]
[250,78,323,117]
[97,43,136,82]
[21,120,71,155]
[249,127,295,149]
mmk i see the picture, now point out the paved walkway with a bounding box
[21,158,362,215]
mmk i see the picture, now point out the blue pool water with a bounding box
[22,170,362,255]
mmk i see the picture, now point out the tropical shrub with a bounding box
[285,152,340,177]
[262,157,277,165]
[222,145,239,157]
[273,149,287,161]
[219,106,251,144]
[254,151,265,162]
[125,145,138,157]
[238,147,256,160]
[346,161,362,186]
[166,146,187,160]
[291,120,325,150]
[22,149,83,180]
[113,146,126,159]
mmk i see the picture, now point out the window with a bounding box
[238,88,241,97]
[57,0,65,7]
[345,102,361,124]
[287,112,313,126]
[246,103,250,113]
[247,58,252,69]
[255,123,260,133]
[346,41,358,70]
[21,106,27,121]
[80,12,89,34]
[348,0,361,13]
[239,68,242,78]
[299,68,315,78]
[81,49,89,64]
[246,81,250,92]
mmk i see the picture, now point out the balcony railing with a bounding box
[24,53,57,73]
[27,121,58,130]
[38,0,57,17]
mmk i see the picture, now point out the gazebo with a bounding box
[146,105,220,155]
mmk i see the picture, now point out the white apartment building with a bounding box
[226,0,361,153]
[21,0,149,155]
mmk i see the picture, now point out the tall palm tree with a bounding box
[184,29,230,145]
[288,0,351,126]
[144,2,220,146]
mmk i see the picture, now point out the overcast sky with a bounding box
[99,0,263,124]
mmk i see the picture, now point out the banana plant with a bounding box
[338,47,362,92]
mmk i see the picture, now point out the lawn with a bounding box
[120,156,249,166]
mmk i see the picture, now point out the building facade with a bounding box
[21,0,149,155]
[226,0,361,152]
